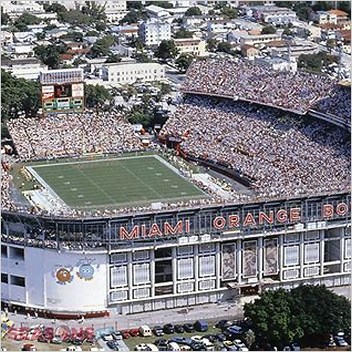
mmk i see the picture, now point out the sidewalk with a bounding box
[6,296,258,331]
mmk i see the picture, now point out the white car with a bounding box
[233,339,249,351]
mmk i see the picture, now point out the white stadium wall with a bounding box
[25,248,108,312]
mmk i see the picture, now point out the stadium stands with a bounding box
[160,96,350,198]
[182,58,351,121]
[7,110,143,160]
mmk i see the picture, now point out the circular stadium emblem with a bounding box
[77,264,95,281]
[76,258,95,281]
[54,267,73,285]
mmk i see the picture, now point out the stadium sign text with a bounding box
[119,203,349,240]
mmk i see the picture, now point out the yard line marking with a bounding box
[74,167,116,204]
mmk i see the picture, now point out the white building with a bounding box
[1,58,48,80]
[104,1,127,23]
[311,11,338,25]
[255,56,297,73]
[139,20,171,46]
[100,62,165,84]
[227,31,282,46]
[2,1,44,20]
[174,38,207,57]
[13,32,37,44]
[1,31,13,45]
[207,20,236,35]
[145,5,171,20]
[251,5,297,25]
[6,43,35,59]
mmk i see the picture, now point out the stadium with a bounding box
[1,60,351,318]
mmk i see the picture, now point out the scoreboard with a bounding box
[40,69,85,114]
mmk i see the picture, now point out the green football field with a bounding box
[29,155,205,209]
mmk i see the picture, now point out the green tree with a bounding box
[174,29,193,39]
[129,111,154,126]
[217,42,235,55]
[293,3,311,22]
[134,52,152,63]
[85,30,99,37]
[95,21,106,32]
[34,44,62,69]
[244,285,351,349]
[1,6,10,25]
[326,38,336,53]
[120,10,147,24]
[127,1,144,10]
[221,5,238,19]
[154,40,179,62]
[85,84,112,109]
[206,38,218,52]
[90,35,116,57]
[175,53,194,73]
[105,52,122,63]
[58,10,92,25]
[312,1,333,12]
[185,7,202,17]
[261,25,277,34]
[149,1,173,8]
[14,12,41,31]
[60,31,84,42]
[1,70,41,120]
[44,3,67,14]
[242,329,256,349]
[81,1,106,21]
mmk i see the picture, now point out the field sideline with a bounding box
[28,155,205,209]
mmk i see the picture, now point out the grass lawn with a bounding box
[29,155,205,209]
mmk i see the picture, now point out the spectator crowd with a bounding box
[7,110,143,161]
[160,96,350,199]
[183,59,351,121]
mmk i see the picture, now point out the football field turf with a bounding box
[30,155,205,209]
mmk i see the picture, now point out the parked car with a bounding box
[153,326,164,337]
[334,332,348,347]
[233,339,248,351]
[112,331,122,340]
[101,333,114,342]
[170,337,193,345]
[129,329,140,337]
[174,325,185,333]
[223,340,237,351]
[21,345,37,352]
[183,323,194,333]
[216,320,233,330]
[226,325,243,335]
[155,338,168,347]
[214,333,227,342]
[194,320,208,332]
[139,325,152,337]
[163,324,175,334]
[121,331,131,339]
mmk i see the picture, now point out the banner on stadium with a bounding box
[42,85,55,93]
[72,83,84,98]
[118,201,350,240]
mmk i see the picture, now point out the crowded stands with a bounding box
[160,96,350,199]
[7,110,143,161]
[183,58,350,121]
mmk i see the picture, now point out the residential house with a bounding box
[1,58,48,80]
[13,32,37,44]
[174,38,207,56]
[1,31,13,45]
[327,9,349,24]
[241,45,259,60]
[250,5,297,24]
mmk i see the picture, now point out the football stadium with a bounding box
[1,61,351,317]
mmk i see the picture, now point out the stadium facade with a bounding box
[1,192,350,316]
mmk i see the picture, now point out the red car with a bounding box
[121,330,131,339]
